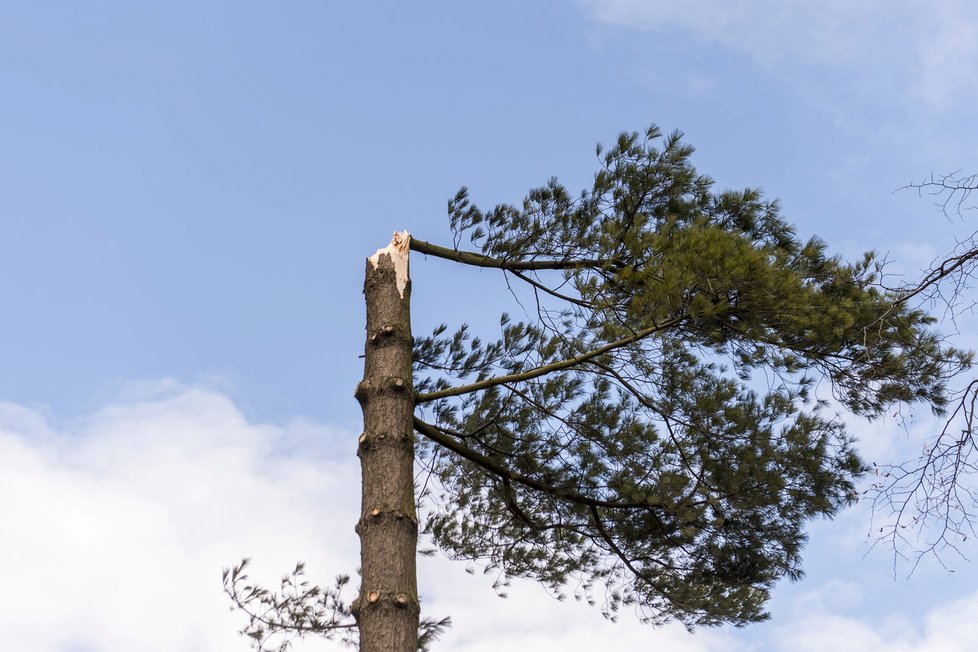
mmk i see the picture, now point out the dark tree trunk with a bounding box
[353,232,419,652]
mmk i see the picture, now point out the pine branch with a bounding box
[509,269,595,309]
[222,559,357,652]
[222,558,451,652]
[410,237,605,271]
[413,416,669,511]
[415,314,689,403]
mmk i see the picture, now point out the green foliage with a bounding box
[413,125,970,627]
[223,559,451,652]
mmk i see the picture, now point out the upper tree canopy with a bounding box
[410,125,970,627]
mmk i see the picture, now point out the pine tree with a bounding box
[224,125,969,651]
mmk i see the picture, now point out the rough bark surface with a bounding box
[353,232,419,652]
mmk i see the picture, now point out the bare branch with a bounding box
[901,171,978,220]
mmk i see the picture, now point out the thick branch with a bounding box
[410,237,604,271]
[415,314,689,403]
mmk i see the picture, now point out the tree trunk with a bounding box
[353,231,419,652]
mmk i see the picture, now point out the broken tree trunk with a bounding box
[353,231,419,652]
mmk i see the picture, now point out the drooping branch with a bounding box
[415,314,689,403]
[869,379,978,566]
[413,416,669,511]
[509,269,595,309]
[586,504,690,613]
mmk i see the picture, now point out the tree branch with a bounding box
[509,269,595,309]
[413,416,668,511]
[587,505,692,614]
[410,237,605,271]
[894,247,978,307]
[415,314,689,403]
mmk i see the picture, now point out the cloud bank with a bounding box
[1,384,975,650]
[0,387,359,652]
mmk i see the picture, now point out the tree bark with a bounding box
[353,231,419,652]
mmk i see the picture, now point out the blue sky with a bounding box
[2,2,977,650]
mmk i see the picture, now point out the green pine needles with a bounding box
[226,125,972,651]
[411,125,970,627]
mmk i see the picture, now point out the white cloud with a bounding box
[579,0,978,106]
[1,384,975,651]
[771,591,978,652]
[0,387,359,652]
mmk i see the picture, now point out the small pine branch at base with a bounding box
[223,558,451,652]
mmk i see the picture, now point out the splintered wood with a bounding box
[368,231,411,299]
